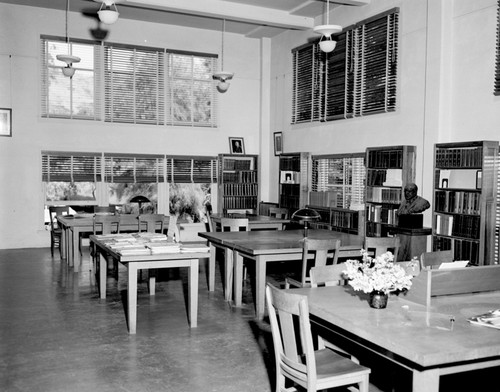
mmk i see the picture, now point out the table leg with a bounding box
[234,252,244,307]
[208,243,216,291]
[224,249,233,301]
[99,253,107,299]
[255,255,267,321]
[127,263,138,334]
[73,228,82,272]
[60,226,67,259]
[188,259,199,328]
[412,369,439,392]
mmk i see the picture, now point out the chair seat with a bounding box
[315,349,369,379]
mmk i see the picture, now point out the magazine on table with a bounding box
[468,309,500,329]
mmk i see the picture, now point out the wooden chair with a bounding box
[268,207,289,219]
[258,201,279,216]
[310,264,347,288]
[138,214,167,234]
[420,250,453,270]
[285,238,341,289]
[48,206,70,257]
[265,284,371,392]
[364,236,400,260]
[91,214,121,279]
[220,218,249,301]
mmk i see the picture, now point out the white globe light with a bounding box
[98,9,119,24]
[319,39,336,53]
[217,81,230,93]
[62,66,76,77]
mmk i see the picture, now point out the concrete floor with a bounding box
[0,248,496,392]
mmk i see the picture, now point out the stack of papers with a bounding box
[180,243,210,253]
[118,247,151,256]
[133,232,167,242]
[468,309,500,329]
[146,241,181,254]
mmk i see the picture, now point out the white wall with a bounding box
[0,3,263,248]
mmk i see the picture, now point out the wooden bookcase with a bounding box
[278,152,310,214]
[365,145,416,237]
[218,154,259,213]
[432,141,498,266]
[307,205,365,236]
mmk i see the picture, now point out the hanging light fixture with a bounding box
[95,0,122,25]
[313,0,342,53]
[213,19,234,93]
[56,0,81,78]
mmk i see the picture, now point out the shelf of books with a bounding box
[218,154,259,213]
[365,145,416,237]
[278,152,310,213]
[432,141,498,266]
[307,205,365,236]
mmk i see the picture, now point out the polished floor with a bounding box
[0,247,496,392]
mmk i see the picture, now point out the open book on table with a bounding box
[468,309,500,329]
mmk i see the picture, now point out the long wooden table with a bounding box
[210,213,290,231]
[57,214,168,272]
[90,234,205,334]
[198,229,364,320]
[291,285,500,392]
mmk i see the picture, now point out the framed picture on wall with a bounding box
[274,131,283,156]
[229,137,245,154]
[0,108,12,137]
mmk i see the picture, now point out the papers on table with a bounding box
[468,309,500,330]
[438,260,469,269]
[180,243,210,253]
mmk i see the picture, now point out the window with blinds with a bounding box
[311,153,366,208]
[40,36,102,120]
[104,153,165,183]
[166,156,218,183]
[292,8,399,124]
[166,51,218,127]
[41,38,218,127]
[42,151,102,182]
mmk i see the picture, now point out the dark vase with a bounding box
[369,291,388,309]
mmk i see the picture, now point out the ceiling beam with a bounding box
[126,0,315,30]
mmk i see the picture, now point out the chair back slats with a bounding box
[49,206,70,232]
[93,214,121,235]
[268,207,289,219]
[364,236,400,260]
[420,250,453,270]
[310,264,347,287]
[138,214,167,233]
[220,218,249,232]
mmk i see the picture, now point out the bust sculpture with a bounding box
[396,183,430,216]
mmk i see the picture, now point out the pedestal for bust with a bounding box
[389,226,432,262]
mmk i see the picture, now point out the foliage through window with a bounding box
[292,9,399,123]
[41,37,218,127]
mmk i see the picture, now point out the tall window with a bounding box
[495,0,500,95]
[311,154,366,209]
[292,8,399,124]
[41,38,218,127]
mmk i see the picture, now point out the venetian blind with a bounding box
[103,43,165,125]
[495,0,500,95]
[104,153,165,183]
[42,151,102,182]
[166,156,217,183]
[165,50,218,127]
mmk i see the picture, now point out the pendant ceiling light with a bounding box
[95,0,122,25]
[56,0,81,78]
[313,0,342,53]
[213,19,234,93]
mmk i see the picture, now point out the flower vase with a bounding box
[369,291,388,309]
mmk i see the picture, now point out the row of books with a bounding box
[434,190,480,215]
[328,210,359,229]
[365,222,391,237]
[366,187,402,204]
[222,196,257,210]
[367,149,403,169]
[435,147,483,168]
[434,213,480,239]
[222,171,257,183]
[310,221,359,235]
[279,195,300,209]
[279,183,301,196]
[366,205,398,225]
[222,183,258,195]
[279,157,301,171]
[367,169,402,187]
[223,159,252,171]
[432,235,480,265]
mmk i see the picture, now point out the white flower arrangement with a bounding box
[342,250,413,295]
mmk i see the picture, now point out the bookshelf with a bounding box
[218,154,259,213]
[278,152,310,213]
[365,145,416,237]
[307,205,365,236]
[432,141,498,266]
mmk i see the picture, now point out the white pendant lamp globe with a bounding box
[313,0,342,53]
[95,0,123,25]
[56,0,80,78]
[213,19,234,93]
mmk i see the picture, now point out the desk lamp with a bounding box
[130,195,151,213]
[291,208,320,238]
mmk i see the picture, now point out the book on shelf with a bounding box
[468,309,500,329]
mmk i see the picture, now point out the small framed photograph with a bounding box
[274,131,283,156]
[0,108,12,137]
[229,137,245,154]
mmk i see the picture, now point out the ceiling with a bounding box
[2,0,370,38]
